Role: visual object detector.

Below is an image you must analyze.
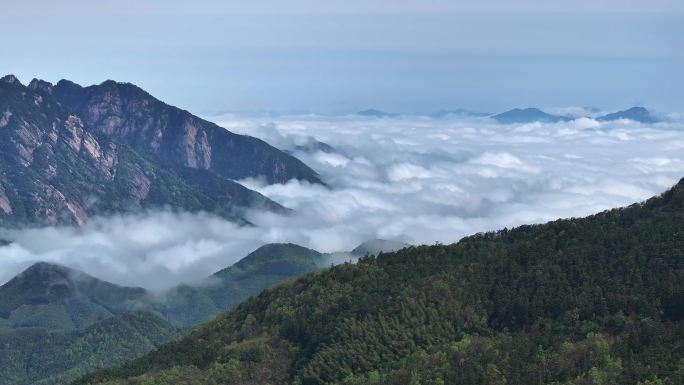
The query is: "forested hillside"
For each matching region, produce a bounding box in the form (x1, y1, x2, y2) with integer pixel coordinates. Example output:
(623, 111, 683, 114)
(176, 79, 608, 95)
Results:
(0, 312, 181, 385)
(0, 242, 380, 384)
(78, 178, 684, 385)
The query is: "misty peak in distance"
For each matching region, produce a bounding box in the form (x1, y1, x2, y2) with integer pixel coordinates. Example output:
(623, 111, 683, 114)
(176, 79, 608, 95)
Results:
(493, 107, 572, 124)
(0, 261, 147, 330)
(356, 109, 398, 118)
(597, 106, 658, 123)
(351, 239, 409, 256)
(430, 108, 491, 118)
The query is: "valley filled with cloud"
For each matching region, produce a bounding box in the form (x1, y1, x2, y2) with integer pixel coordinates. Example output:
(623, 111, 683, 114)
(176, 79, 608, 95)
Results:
(1, 114, 683, 289)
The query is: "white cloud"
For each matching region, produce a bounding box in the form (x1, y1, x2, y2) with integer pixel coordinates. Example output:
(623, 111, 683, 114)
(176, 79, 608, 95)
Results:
(1, 115, 683, 289)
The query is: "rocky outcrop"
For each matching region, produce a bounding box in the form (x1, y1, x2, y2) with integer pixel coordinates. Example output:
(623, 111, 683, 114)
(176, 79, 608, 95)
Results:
(52, 79, 322, 184)
(0, 75, 287, 226)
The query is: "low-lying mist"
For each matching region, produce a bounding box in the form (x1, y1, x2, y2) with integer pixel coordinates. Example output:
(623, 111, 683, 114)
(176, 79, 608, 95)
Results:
(2, 113, 683, 289)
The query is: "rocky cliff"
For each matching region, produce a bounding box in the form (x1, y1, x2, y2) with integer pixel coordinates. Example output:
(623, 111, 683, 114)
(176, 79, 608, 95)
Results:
(52, 79, 323, 184)
(0, 75, 291, 226)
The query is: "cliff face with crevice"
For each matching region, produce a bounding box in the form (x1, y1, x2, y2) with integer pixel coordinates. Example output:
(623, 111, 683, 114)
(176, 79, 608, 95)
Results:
(0, 75, 290, 226)
(52, 79, 322, 184)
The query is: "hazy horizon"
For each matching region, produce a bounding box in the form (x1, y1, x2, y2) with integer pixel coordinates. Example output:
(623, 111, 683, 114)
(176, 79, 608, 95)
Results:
(3, 0, 682, 114)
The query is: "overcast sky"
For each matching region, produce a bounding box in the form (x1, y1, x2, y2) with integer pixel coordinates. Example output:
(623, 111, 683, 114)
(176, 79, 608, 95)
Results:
(2, 0, 683, 113)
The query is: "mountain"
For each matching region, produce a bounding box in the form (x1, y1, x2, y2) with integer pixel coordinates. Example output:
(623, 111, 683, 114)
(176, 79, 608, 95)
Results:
(0, 264, 178, 385)
(597, 107, 658, 123)
(52, 79, 322, 184)
(493, 107, 571, 123)
(0, 243, 328, 331)
(0, 244, 327, 384)
(215, 243, 324, 278)
(0, 262, 148, 331)
(0, 240, 392, 384)
(157, 243, 326, 325)
(430, 109, 491, 118)
(351, 239, 408, 256)
(159, 241, 411, 324)
(79, 179, 684, 385)
(0, 240, 400, 330)
(0, 75, 287, 226)
(0, 311, 181, 385)
(292, 138, 335, 154)
(356, 109, 397, 118)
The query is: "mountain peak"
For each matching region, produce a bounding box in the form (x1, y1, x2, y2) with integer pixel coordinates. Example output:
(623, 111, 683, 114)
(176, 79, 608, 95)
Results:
(97, 79, 148, 93)
(28, 78, 54, 93)
(351, 239, 409, 256)
(16, 261, 90, 285)
(234, 243, 322, 270)
(0, 74, 22, 86)
(493, 107, 571, 124)
(213, 243, 323, 279)
(431, 108, 491, 118)
(51, 78, 323, 185)
(597, 106, 657, 123)
(55, 78, 82, 89)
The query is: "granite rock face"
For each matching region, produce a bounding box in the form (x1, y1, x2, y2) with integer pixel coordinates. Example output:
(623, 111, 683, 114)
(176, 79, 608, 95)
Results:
(0, 75, 292, 226)
(53, 79, 323, 184)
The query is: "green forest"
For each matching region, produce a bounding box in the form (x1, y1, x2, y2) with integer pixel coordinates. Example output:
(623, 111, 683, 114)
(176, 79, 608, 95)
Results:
(75, 179, 684, 385)
(0, 312, 182, 385)
(0, 243, 333, 385)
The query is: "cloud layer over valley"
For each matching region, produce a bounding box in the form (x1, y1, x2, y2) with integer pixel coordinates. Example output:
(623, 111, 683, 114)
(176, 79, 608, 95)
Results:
(1, 114, 683, 289)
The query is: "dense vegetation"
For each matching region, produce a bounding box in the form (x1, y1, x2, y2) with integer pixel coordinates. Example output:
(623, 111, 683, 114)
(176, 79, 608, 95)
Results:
(156, 243, 329, 325)
(0, 312, 182, 385)
(0, 243, 337, 384)
(0, 263, 148, 331)
(78, 179, 684, 385)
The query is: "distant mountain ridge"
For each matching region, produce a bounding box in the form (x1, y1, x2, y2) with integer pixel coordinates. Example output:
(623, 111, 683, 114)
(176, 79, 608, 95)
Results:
(356, 109, 397, 118)
(351, 239, 409, 256)
(597, 106, 657, 123)
(430, 108, 491, 118)
(493, 108, 572, 123)
(0, 75, 322, 226)
(492, 106, 660, 124)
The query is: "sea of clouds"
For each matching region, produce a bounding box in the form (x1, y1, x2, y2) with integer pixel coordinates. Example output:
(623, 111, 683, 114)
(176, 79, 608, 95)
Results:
(1, 113, 683, 289)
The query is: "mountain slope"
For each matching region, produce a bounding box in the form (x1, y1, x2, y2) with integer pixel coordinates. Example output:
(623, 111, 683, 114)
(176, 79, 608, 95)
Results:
(52, 79, 322, 184)
(351, 239, 408, 256)
(0, 240, 402, 384)
(157, 243, 326, 325)
(0, 75, 284, 225)
(79, 179, 684, 385)
(597, 107, 658, 123)
(0, 262, 148, 331)
(0, 244, 327, 385)
(0, 311, 181, 385)
(493, 108, 571, 123)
